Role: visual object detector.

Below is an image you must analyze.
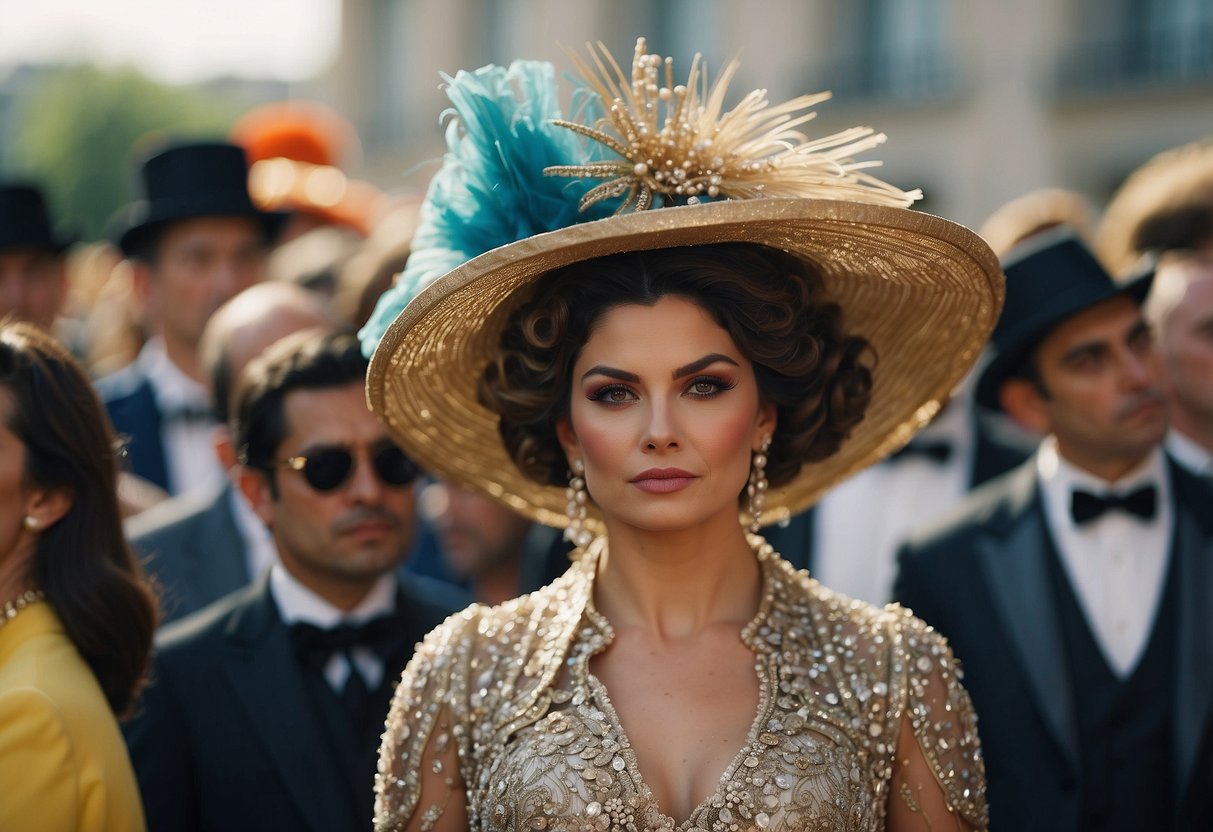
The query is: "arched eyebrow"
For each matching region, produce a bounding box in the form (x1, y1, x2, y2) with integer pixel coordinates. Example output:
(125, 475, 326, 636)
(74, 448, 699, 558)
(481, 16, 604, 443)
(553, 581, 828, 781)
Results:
(581, 365, 639, 383)
(581, 353, 739, 383)
(672, 353, 740, 378)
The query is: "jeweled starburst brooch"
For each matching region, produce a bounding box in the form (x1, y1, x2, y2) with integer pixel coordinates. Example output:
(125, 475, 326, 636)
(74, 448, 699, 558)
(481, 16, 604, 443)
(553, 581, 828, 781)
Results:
(544, 38, 921, 213)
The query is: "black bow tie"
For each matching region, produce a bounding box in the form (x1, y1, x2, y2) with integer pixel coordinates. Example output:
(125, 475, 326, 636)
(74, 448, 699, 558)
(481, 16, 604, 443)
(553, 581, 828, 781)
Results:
(290, 614, 406, 672)
(889, 439, 953, 465)
(1070, 485, 1158, 525)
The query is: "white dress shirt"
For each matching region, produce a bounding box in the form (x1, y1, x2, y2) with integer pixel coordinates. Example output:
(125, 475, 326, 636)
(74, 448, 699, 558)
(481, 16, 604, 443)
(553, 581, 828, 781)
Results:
(1166, 430, 1213, 478)
(814, 398, 973, 605)
(269, 565, 398, 691)
(1037, 437, 1173, 677)
(136, 338, 224, 496)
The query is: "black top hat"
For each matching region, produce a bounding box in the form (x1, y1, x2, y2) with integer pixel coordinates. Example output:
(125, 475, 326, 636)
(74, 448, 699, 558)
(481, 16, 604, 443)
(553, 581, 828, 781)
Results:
(975, 227, 1153, 411)
(113, 142, 285, 256)
(0, 184, 75, 253)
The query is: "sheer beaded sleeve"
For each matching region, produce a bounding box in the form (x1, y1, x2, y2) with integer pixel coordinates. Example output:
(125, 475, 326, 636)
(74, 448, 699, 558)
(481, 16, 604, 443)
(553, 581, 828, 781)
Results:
(890, 609, 988, 831)
(375, 613, 472, 832)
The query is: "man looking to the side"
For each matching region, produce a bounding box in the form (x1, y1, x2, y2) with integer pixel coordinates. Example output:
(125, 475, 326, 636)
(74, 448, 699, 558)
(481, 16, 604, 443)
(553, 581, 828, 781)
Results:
(125, 331, 461, 832)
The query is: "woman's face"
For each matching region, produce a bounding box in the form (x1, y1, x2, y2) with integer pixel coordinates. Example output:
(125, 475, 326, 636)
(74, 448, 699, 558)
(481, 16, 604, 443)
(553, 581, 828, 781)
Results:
(557, 296, 775, 535)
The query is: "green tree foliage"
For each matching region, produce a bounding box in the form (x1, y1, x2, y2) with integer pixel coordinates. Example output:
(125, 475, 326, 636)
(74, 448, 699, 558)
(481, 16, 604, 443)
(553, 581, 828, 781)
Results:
(9, 65, 239, 241)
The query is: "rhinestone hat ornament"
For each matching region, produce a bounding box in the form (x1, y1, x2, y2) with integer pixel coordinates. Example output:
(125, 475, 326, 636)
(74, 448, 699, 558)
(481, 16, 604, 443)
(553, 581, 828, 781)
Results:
(545, 38, 920, 213)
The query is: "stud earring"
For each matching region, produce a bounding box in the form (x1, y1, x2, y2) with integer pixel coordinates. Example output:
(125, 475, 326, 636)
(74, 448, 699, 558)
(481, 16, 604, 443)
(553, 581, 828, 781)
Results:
(564, 459, 593, 549)
(747, 437, 771, 534)
(22, 516, 40, 532)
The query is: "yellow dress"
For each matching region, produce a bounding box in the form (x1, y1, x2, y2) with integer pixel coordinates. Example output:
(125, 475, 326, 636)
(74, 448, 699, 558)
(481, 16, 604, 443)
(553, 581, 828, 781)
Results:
(375, 540, 988, 831)
(0, 602, 147, 832)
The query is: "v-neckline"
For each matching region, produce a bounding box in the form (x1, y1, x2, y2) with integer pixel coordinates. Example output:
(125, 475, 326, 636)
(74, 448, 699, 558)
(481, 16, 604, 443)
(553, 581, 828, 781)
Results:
(572, 550, 779, 830)
(580, 663, 773, 831)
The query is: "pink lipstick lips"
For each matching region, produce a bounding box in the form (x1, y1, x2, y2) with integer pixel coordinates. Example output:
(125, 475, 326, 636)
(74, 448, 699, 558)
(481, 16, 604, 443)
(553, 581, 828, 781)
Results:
(630, 467, 698, 493)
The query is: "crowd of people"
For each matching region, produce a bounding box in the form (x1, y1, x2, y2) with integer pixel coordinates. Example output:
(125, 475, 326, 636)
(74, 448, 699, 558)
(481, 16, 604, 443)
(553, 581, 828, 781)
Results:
(0, 37, 1211, 832)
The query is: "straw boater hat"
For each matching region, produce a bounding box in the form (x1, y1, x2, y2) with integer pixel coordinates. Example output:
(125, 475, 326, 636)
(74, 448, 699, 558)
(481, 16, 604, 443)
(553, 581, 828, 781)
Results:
(363, 39, 1004, 531)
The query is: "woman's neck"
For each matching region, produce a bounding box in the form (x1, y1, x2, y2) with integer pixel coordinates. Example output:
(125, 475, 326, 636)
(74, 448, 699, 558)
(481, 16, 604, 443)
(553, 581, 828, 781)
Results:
(594, 513, 761, 641)
(0, 542, 36, 604)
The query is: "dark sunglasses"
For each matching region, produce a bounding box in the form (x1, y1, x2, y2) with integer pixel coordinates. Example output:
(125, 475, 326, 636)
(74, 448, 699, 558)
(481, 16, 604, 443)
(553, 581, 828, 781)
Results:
(274, 444, 420, 492)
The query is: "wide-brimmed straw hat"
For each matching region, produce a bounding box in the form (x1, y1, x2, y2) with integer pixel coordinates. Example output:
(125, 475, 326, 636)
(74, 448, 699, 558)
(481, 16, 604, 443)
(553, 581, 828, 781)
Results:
(364, 39, 1003, 530)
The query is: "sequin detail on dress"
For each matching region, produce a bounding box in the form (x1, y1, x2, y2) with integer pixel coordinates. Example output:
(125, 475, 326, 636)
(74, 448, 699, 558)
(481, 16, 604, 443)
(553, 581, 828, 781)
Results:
(375, 538, 987, 831)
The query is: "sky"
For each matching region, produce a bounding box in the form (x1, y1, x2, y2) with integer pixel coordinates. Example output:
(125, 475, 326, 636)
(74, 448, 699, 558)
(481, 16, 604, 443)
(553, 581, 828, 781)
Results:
(0, 0, 341, 84)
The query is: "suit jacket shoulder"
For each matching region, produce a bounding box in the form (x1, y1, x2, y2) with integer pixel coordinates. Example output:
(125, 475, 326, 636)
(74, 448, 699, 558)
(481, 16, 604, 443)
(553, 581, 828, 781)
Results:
(1170, 457, 1213, 535)
(127, 483, 250, 626)
(397, 572, 473, 626)
(127, 482, 227, 544)
(900, 458, 1038, 565)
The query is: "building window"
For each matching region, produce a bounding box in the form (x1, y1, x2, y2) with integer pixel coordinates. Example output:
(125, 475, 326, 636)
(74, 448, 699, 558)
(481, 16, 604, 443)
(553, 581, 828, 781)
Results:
(822, 0, 957, 103)
(1058, 0, 1213, 93)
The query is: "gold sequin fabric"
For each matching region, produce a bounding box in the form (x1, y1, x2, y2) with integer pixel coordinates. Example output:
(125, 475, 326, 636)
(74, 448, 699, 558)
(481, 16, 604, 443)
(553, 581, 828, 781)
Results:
(376, 539, 987, 831)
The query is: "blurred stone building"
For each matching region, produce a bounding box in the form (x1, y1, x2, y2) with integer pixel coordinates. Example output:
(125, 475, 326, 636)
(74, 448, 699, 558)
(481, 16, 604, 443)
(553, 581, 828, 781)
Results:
(324, 0, 1213, 228)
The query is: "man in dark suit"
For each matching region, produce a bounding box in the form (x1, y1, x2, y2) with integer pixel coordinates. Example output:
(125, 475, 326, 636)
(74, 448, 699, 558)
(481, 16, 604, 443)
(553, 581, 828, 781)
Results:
(894, 229, 1213, 831)
(98, 142, 282, 496)
(125, 331, 463, 832)
(127, 281, 334, 624)
(763, 380, 1029, 601)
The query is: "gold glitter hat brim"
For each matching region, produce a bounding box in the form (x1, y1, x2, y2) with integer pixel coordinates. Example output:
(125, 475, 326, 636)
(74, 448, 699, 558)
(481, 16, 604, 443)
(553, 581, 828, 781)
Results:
(367, 197, 1003, 529)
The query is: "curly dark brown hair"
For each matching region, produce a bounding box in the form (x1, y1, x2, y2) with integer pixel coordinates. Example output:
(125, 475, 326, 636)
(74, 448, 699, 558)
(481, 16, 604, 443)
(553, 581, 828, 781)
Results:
(477, 243, 874, 490)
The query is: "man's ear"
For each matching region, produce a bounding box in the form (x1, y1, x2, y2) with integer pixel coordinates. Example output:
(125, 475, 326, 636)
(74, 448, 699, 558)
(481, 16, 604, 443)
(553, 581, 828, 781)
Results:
(238, 466, 275, 527)
(24, 486, 73, 532)
(999, 379, 1051, 435)
(212, 427, 238, 473)
(130, 260, 156, 314)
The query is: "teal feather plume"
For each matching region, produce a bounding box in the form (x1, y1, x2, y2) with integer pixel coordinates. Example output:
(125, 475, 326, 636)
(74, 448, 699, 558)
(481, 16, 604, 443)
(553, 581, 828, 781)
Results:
(359, 60, 618, 357)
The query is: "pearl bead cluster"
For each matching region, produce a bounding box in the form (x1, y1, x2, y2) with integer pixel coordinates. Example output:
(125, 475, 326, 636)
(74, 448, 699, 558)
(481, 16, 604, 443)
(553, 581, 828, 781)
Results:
(546, 37, 779, 214)
(564, 458, 593, 549)
(748, 436, 771, 533)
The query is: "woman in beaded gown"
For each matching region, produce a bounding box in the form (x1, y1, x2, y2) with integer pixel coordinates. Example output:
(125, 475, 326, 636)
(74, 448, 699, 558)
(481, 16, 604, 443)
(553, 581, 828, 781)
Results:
(362, 39, 999, 832)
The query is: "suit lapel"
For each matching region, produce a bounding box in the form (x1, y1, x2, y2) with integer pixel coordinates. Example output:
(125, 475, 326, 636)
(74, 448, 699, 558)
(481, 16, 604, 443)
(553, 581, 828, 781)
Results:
(113, 374, 171, 491)
(222, 581, 352, 832)
(186, 485, 252, 609)
(975, 463, 1081, 769)
(1169, 463, 1213, 808)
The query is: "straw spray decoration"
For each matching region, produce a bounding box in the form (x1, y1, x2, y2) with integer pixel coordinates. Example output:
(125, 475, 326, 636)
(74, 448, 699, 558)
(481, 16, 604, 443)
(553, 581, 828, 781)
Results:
(545, 38, 923, 213)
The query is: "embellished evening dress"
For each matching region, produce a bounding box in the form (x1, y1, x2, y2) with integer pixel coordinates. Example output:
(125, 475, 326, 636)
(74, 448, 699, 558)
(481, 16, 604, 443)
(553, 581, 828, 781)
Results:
(375, 539, 987, 831)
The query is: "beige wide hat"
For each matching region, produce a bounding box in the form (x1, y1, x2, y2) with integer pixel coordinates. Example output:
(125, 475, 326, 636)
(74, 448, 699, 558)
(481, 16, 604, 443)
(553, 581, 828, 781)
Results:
(364, 40, 1004, 530)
